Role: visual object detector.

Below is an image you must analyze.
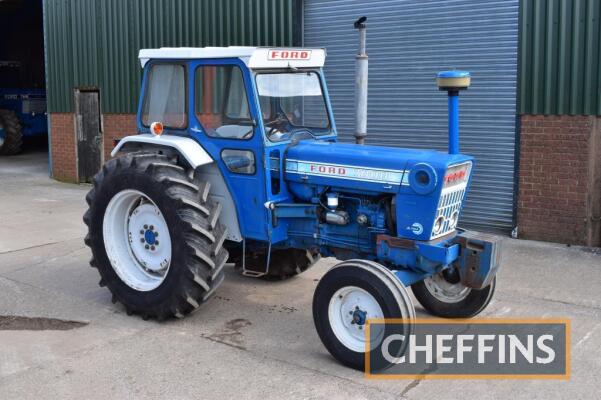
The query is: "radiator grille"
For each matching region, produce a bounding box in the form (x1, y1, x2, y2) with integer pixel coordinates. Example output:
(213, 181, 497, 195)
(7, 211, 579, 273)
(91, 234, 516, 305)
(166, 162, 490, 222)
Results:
(431, 163, 471, 239)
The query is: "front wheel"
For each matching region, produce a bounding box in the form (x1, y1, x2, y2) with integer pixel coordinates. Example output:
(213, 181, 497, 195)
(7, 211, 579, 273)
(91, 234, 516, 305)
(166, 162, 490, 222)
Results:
(411, 271, 496, 318)
(313, 260, 415, 370)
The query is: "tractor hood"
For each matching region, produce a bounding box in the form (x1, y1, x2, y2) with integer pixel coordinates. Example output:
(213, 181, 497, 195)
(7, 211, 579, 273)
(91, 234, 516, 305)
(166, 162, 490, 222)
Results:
(284, 140, 472, 196)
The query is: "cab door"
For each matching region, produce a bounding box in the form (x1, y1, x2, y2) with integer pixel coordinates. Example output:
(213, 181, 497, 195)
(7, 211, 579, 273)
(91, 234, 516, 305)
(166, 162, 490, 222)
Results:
(188, 59, 269, 241)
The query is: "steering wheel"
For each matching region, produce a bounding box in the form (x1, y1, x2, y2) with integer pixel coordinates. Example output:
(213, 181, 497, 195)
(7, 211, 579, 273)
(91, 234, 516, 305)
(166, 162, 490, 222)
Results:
(265, 113, 289, 128)
(265, 113, 290, 137)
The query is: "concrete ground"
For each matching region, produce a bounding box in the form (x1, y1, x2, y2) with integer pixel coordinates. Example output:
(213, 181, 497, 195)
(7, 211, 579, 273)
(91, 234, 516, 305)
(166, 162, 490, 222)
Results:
(0, 151, 599, 399)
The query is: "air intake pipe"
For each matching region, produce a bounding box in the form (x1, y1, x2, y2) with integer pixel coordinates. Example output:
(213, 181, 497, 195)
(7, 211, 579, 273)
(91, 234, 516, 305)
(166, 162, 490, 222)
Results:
(437, 71, 471, 154)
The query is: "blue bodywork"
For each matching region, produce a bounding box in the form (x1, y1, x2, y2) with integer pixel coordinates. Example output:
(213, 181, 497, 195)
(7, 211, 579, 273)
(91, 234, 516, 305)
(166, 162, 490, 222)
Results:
(0, 88, 48, 138)
(134, 59, 500, 289)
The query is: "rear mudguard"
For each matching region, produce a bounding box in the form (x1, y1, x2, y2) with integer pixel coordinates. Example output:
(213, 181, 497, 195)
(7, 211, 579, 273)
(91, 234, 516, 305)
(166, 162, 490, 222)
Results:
(111, 134, 213, 168)
(111, 134, 243, 242)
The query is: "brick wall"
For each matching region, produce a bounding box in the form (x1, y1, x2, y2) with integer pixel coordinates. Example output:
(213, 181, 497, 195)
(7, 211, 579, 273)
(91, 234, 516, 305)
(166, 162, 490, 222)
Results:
(101, 114, 137, 161)
(49, 113, 136, 182)
(49, 113, 76, 182)
(518, 115, 601, 246)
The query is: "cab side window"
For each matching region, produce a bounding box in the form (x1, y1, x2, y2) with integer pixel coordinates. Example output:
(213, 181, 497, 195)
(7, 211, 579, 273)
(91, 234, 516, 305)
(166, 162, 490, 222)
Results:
(195, 65, 253, 139)
(142, 64, 187, 128)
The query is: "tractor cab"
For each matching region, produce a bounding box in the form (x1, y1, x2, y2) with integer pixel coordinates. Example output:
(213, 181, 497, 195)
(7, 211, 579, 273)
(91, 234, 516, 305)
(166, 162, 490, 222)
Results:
(125, 47, 335, 243)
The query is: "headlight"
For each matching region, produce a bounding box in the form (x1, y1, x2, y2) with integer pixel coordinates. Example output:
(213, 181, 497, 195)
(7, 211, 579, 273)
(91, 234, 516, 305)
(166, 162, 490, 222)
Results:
(449, 211, 459, 228)
(433, 216, 445, 234)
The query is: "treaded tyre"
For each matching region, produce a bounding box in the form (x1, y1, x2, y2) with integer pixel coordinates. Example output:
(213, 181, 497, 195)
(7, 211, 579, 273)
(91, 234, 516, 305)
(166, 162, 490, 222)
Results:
(313, 260, 415, 370)
(83, 152, 229, 320)
(0, 109, 23, 155)
(239, 248, 320, 280)
(411, 273, 496, 318)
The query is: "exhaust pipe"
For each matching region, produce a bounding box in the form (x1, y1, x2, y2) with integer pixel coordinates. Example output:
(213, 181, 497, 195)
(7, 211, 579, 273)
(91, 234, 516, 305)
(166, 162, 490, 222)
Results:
(354, 16, 368, 145)
(436, 71, 471, 154)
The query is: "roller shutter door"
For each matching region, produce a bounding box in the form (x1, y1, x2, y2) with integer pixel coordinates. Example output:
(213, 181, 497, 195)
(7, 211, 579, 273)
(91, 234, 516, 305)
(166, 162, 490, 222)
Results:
(304, 0, 519, 233)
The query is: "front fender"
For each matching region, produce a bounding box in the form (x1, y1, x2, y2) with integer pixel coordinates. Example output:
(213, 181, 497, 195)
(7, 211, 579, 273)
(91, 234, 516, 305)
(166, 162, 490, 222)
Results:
(111, 134, 213, 168)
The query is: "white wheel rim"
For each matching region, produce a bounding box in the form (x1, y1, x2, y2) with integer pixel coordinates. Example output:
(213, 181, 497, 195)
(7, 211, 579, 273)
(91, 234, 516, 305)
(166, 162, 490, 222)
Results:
(328, 286, 384, 353)
(423, 272, 471, 303)
(103, 189, 172, 291)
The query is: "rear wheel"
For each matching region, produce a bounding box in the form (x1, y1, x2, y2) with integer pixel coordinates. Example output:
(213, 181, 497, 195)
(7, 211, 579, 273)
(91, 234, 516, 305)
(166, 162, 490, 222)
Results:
(84, 152, 228, 320)
(411, 270, 496, 318)
(313, 260, 415, 370)
(0, 109, 23, 155)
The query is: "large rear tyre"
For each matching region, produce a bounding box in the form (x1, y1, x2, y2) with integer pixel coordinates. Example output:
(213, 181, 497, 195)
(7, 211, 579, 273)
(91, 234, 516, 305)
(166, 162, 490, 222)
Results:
(313, 260, 415, 370)
(84, 152, 228, 320)
(0, 109, 23, 155)
(411, 272, 496, 318)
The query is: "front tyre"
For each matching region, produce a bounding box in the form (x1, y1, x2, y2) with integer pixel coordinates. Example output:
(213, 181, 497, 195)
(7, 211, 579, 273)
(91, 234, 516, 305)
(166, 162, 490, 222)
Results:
(411, 272, 496, 318)
(313, 260, 415, 370)
(84, 152, 228, 320)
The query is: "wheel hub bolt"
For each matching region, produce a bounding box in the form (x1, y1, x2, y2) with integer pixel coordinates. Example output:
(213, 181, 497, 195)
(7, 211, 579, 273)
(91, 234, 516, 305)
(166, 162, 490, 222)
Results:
(140, 230, 144, 234)
(151, 245, 155, 251)
(145, 244, 149, 249)
(140, 238, 145, 243)
(149, 225, 154, 230)
(144, 224, 148, 229)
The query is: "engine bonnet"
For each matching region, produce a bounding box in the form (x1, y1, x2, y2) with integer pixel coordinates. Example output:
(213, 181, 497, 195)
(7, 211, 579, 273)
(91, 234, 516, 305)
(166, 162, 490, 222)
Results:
(284, 140, 471, 194)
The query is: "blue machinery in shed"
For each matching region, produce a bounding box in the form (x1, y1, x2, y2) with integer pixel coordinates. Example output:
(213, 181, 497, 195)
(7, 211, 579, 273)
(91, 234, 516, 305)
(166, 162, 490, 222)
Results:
(0, 87, 47, 155)
(86, 45, 503, 370)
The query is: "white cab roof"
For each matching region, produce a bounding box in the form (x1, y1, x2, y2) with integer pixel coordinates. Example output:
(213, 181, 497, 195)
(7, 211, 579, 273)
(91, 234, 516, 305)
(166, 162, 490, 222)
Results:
(138, 47, 326, 69)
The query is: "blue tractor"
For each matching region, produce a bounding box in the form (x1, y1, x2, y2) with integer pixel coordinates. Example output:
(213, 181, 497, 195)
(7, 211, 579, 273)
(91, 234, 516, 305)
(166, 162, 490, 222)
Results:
(0, 62, 48, 155)
(84, 47, 501, 370)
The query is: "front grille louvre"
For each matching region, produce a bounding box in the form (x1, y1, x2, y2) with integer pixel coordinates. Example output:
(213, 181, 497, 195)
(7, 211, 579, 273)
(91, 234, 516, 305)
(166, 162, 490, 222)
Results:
(431, 187, 467, 239)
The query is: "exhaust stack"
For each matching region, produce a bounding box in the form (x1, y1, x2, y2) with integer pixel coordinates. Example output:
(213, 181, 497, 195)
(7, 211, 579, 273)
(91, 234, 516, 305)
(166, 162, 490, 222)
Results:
(354, 16, 368, 145)
(437, 71, 471, 154)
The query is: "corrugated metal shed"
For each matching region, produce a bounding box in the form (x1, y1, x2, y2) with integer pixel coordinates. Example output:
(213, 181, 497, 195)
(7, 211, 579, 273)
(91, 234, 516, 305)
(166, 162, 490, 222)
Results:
(519, 0, 601, 115)
(43, 0, 300, 113)
(304, 0, 519, 233)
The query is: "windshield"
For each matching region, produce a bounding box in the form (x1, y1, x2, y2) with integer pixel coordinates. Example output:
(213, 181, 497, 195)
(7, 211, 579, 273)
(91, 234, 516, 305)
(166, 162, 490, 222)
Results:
(255, 72, 331, 142)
